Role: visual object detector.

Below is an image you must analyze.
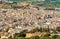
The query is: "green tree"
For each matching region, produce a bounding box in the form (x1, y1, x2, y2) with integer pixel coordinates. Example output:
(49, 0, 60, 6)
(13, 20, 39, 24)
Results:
(18, 37, 26, 39)
(15, 30, 28, 38)
(9, 37, 14, 39)
(30, 36, 40, 39)
(52, 35, 59, 39)
(56, 36, 60, 39)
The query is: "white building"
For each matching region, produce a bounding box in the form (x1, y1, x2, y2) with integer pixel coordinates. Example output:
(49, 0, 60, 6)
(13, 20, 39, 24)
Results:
(1, 0, 13, 3)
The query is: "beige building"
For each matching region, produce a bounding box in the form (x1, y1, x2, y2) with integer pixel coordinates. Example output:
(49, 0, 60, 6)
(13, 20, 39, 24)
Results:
(26, 32, 46, 38)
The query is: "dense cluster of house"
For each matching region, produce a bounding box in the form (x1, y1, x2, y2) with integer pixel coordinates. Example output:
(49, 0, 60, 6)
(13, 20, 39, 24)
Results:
(0, 7, 60, 39)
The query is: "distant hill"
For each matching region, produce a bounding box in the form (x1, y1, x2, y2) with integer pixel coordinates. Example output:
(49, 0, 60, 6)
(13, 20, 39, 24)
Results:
(1, 0, 60, 7)
(5, 0, 45, 2)
(1, 0, 60, 2)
